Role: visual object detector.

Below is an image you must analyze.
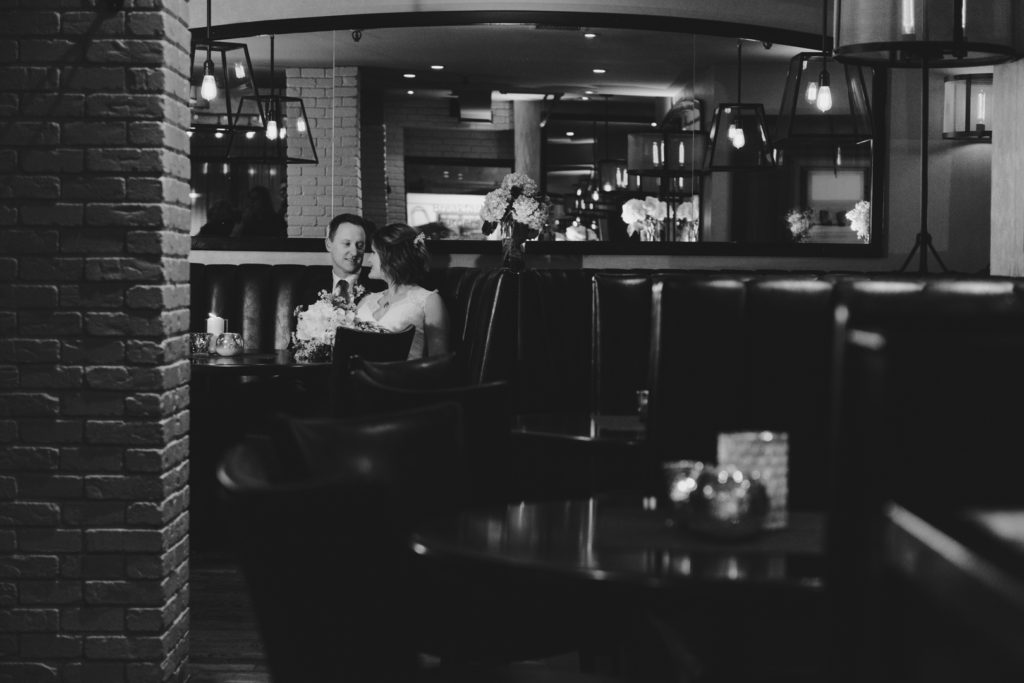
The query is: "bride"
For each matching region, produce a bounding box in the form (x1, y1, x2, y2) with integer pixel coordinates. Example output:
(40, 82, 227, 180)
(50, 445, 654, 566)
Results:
(357, 222, 450, 359)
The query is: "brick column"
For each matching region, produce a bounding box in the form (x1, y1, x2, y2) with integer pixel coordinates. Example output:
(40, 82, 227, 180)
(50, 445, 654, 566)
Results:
(0, 3, 191, 682)
(285, 66, 361, 238)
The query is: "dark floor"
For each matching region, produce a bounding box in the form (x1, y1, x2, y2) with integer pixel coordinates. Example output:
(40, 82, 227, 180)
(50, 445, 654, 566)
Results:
(187, 550, 587, 683)
(189, 551, 271, 683)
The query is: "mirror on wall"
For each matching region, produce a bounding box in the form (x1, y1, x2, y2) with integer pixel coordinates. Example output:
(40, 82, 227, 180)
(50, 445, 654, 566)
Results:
(189, 21, 882, 249)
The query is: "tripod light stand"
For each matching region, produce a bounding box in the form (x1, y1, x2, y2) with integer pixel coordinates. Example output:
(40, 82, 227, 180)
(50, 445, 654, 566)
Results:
(832, 0, 1018, 273)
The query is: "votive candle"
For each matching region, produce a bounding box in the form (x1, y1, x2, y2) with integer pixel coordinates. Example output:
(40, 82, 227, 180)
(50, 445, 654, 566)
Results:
(206, 313, 225, 336)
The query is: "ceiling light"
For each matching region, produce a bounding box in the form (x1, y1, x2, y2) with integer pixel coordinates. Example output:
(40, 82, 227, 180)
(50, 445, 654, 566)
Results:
(566, 131, 575, 137)
(584, 32, 597, 39)
(430, 65, 444, 70)
(407, 90, 415, 95)
(592, 68, 606, 74)
(581, 96, 590, 101)
(585, 90, 595, 95)
(403, 73, 416, 79)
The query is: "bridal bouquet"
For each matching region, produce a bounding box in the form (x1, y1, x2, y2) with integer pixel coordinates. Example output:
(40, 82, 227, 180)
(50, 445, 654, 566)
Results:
(622, 196, 667, 242)
(290, 286, 385, 363)
(845, 200, 871, 243)
(786, 208, 814, 242)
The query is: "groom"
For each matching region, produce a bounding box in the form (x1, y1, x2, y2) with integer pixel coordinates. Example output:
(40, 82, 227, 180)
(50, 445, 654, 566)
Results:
(323, 213, 385, 303)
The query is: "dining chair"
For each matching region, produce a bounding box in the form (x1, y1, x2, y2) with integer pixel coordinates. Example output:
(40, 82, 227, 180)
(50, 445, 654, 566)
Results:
(351, 350, 466, 390)
(330, 323, 415, 415)
(219, 403, 622, 683)
(345, 369, 513, 501)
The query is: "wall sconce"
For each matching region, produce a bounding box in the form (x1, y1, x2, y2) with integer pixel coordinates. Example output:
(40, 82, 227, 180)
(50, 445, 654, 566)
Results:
(942, 73, 992, 141)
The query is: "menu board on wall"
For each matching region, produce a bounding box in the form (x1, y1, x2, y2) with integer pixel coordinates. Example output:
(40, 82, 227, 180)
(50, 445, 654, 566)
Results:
(406, 193, 486, 239)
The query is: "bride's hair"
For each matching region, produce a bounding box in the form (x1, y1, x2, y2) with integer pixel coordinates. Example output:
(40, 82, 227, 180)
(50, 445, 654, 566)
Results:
(371, 222, 428, 285)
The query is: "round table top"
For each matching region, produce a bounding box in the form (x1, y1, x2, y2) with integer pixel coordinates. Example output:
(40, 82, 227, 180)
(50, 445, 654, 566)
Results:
(412, 495, 824, 596)
(511, 412, 646, 446)
(190, 350, 329, 377)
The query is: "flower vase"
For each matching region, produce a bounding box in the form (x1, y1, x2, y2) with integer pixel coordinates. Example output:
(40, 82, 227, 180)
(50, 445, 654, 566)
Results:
(500, 220, 527, 272)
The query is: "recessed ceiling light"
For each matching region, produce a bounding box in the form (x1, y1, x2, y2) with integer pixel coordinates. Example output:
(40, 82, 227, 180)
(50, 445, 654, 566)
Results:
(583, 32, 597, 39)
(592, 68, 606, 74)
(585, 90, 595, 95)
(566, 131, 575, 137)
(581, 96, 590, 101)
(430, 65, 444, 70)
(403, 73, 416, 78)
(407, 90, 415, 95)
(650, 122, 658, 127)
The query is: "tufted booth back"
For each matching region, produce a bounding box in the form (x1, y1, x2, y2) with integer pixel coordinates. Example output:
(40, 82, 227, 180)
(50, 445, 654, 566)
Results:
(190, 264, 327, 353)
(189, 264, 519, 385)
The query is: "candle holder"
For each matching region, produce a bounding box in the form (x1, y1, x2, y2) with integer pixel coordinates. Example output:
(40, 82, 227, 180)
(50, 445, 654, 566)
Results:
(213, 332, 243, 357)
(190, 332, 214, 355)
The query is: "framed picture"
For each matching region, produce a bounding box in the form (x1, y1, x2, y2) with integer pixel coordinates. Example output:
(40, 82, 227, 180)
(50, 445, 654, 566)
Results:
(800, 167, 870, 243)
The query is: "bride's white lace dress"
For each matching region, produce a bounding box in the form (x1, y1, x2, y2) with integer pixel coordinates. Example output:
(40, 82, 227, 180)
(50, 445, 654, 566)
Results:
(356, 286, 438, 359)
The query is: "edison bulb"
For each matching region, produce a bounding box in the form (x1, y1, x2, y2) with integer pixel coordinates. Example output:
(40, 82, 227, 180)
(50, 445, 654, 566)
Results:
(200, 73, 217, 101)
(816, 85, 833, 112)
(265, 119, 278, 140)
(805, 81, 818, 104)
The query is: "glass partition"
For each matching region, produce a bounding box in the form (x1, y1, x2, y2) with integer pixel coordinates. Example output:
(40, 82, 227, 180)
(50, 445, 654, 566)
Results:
(189, 20, 884, 254)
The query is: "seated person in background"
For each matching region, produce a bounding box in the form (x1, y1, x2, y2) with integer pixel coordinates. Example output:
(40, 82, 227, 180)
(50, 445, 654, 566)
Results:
(357, 222, 450, 360)
(197, 199, 239, 237)
(324, 213, 384, 304)
(238, 185, 287, 237)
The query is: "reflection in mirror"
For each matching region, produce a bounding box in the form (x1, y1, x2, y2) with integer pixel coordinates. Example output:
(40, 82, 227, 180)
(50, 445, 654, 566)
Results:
(188, 22, 881, 248)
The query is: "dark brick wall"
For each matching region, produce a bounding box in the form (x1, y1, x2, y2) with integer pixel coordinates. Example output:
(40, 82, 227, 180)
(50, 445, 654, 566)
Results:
(0, 2, 191, 681)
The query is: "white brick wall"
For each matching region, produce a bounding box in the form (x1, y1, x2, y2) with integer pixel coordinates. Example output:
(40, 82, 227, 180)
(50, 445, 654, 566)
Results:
(285, 67, 361, 239)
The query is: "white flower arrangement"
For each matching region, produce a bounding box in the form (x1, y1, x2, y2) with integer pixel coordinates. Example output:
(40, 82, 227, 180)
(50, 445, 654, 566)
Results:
(786, 207, 814, 242)
(845, 200, 871, 243)
(290, 287, 385, 362)
(480, 172, 551, 236)
(621, 196, 668, 241)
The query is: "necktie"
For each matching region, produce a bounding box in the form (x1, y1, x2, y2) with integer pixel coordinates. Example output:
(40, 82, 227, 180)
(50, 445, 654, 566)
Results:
(334, 280, 349, 299)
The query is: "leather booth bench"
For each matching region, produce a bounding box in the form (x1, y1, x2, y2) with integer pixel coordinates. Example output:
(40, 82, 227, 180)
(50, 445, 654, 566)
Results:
(189, 264, 517, 384)
(516, 269, 1024, 511)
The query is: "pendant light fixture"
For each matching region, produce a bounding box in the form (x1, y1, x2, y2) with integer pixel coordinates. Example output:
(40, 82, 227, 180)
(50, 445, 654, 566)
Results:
(226, 34, 318, 164)
(834, 0, 1019, 272)
(775, 0, 873, 146)
(705, 39, 775, 171)
(188, 0, 260, 141)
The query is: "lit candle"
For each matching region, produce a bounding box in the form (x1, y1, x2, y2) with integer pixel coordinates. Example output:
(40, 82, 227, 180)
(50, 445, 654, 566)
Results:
(901, 0, 915, 35)
(206, 313, 225, 336)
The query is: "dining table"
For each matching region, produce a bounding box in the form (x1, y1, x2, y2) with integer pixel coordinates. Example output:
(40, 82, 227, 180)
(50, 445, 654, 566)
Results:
(190, 349, 331, 551)
(411, 493, 827, 681)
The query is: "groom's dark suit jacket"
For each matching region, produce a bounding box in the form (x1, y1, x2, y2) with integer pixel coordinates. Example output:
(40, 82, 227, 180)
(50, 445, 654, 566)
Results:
(301, 266, 386, 306)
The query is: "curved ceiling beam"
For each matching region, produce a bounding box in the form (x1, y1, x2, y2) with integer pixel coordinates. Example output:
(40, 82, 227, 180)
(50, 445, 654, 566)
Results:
(190, 1, 827, 49)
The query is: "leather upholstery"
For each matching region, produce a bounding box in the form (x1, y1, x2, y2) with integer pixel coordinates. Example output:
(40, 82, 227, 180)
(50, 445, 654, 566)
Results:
(517, 269, 597, 411)
(352, 351, 465, 389)
(591, 273, 653, 414)
(190, 264, 519, 384)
